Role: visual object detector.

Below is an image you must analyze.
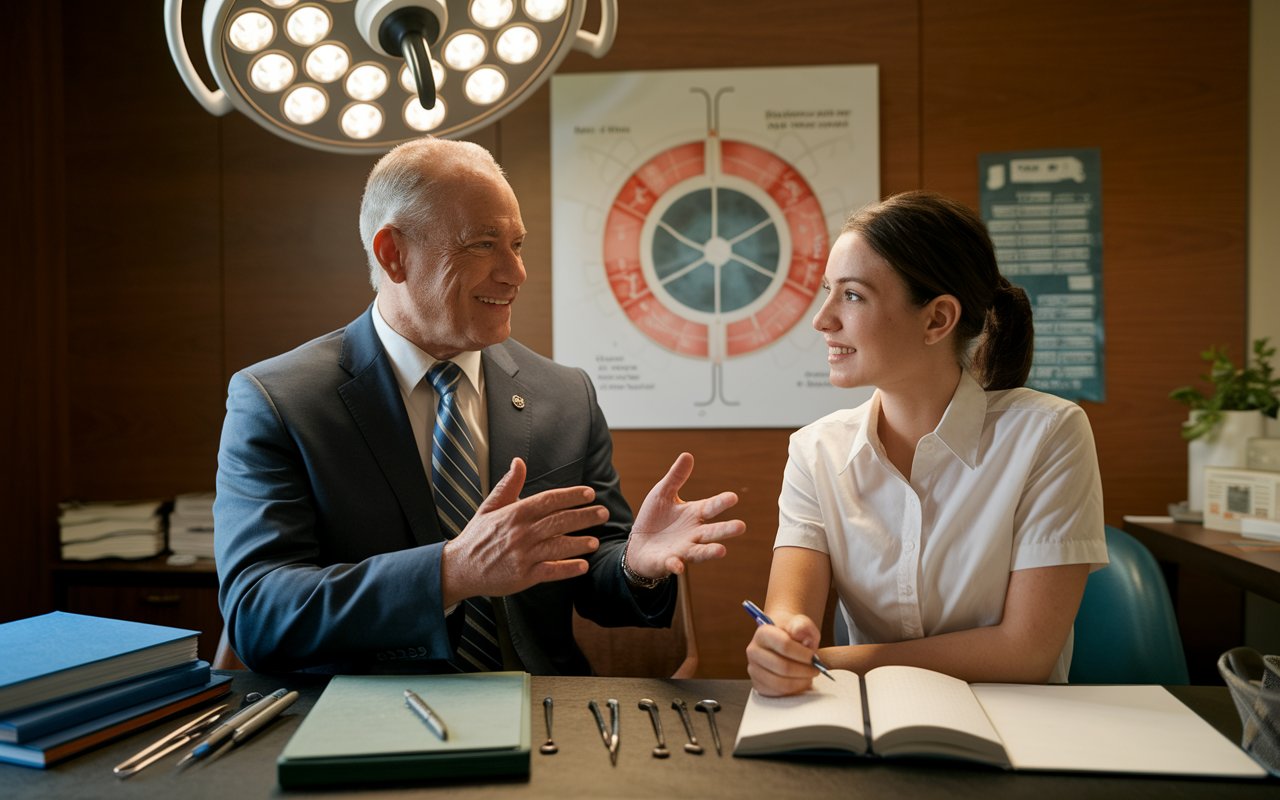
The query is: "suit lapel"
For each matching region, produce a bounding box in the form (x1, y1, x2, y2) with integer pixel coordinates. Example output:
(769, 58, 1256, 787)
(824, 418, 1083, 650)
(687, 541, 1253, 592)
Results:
(483, 342, 531, 490)
(337, 306, 443, 548)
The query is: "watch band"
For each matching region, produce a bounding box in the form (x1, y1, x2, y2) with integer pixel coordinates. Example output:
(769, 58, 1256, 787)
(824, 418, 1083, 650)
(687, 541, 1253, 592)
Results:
(620, 541, 669, 589)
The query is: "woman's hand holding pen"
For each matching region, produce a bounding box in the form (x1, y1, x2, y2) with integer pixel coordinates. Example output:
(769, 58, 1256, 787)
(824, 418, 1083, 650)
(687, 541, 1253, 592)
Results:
(746, 611, 823, 697)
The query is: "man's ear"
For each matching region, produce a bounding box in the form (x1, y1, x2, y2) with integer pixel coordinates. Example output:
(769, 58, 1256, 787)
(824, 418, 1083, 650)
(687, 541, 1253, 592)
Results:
(372, 227, 409, 285)
(923, 294, 962, 346)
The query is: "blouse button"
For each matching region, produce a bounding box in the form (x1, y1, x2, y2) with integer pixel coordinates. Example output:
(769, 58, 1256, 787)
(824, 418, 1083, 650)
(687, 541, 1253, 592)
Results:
(903, 540, 916, 553)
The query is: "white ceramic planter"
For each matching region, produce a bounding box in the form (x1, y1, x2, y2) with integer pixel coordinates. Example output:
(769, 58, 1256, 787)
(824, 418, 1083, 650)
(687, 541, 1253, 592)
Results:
(1187, 409, 1266, 511)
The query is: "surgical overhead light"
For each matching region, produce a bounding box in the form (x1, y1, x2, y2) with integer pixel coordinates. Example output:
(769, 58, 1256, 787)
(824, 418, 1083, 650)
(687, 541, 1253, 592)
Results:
(164, 0, 617, 154)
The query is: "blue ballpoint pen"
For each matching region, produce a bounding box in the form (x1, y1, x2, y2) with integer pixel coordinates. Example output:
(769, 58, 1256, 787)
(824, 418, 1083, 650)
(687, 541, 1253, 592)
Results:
(743, 599, 836, 681)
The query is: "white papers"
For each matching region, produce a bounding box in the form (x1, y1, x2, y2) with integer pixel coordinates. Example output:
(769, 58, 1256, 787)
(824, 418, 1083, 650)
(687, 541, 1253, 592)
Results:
(1241, 517, 1280, 542)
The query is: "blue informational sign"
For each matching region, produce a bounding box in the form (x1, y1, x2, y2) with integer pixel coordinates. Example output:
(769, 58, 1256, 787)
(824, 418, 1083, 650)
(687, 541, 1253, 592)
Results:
(978, 148, 1105, 403)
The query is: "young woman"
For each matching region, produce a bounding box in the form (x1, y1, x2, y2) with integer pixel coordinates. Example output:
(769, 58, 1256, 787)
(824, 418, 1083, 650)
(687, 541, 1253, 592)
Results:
(746, 191, 1108, 696)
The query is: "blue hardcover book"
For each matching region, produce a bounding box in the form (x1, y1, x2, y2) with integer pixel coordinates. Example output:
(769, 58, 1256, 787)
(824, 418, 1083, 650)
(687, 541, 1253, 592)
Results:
(0, 612, 199, 717)
(0, 675, 232, 768)
(0, 660, 210, 743)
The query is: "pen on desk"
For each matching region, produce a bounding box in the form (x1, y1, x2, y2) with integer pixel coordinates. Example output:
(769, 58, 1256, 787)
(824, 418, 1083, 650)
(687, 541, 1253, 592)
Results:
(742, 599, 836, 681)
(221, 686, 300, 752)
(176, 688, 288, 768)
(405, 689, 449, 741)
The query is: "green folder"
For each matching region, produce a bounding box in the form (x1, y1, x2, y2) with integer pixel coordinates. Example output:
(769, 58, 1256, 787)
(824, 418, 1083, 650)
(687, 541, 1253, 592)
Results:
(277, 672, 530, 788)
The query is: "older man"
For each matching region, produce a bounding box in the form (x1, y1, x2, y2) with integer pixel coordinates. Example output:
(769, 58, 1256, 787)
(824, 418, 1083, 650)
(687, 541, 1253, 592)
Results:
(214, 138, 744, 675)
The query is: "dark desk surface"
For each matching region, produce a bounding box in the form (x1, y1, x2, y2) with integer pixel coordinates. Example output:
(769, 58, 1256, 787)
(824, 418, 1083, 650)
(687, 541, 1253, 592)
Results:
(1123, 518, 1280, 604)
(4, 672, 1274, 800)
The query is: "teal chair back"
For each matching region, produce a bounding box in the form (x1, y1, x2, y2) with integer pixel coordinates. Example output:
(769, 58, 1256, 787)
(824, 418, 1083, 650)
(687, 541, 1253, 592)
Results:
(1068, 525, 1190, 685)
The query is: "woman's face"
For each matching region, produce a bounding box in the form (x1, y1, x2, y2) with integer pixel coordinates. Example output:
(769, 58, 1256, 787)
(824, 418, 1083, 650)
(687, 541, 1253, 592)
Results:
(812, 232, 935, 390)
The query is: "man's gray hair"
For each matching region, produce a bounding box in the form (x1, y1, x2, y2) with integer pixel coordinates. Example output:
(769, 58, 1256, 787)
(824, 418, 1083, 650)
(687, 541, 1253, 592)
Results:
(359, 138, 505, 290)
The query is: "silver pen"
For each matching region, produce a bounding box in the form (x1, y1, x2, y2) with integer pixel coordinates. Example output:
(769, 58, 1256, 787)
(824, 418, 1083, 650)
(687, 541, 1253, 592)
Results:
(176, 689, 288, 768)
(404, 689, 448, 741)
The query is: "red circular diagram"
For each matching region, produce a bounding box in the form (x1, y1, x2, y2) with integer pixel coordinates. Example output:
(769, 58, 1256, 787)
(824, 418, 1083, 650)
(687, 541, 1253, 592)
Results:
(602, 140, 828, 358)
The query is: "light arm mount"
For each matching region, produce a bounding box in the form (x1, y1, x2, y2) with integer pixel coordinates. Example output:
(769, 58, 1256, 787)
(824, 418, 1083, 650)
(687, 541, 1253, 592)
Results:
(377, 7, 441, 109)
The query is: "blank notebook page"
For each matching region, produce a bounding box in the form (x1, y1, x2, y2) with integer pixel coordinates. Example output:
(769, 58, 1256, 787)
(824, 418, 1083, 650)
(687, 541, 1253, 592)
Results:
(736, 669, 866, 743)
(864, 666, 1003, 747)
(971, 684, 1266, 777)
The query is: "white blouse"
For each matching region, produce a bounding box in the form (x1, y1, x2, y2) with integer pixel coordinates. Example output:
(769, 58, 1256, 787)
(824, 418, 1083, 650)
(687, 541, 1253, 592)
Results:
(775, 370, 1108, 683)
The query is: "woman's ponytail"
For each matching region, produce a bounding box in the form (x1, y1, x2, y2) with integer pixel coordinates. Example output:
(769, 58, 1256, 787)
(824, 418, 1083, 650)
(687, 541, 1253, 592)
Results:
(974, 276, 1034, 391)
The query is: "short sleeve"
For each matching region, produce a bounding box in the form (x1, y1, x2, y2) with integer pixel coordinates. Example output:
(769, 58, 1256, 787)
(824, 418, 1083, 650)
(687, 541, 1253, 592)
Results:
(774, 435, 831, 555)
(1010, 404, 1109, 572)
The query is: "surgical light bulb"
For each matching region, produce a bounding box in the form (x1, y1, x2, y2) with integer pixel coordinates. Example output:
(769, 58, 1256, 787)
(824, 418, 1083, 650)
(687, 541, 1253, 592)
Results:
(470, 0, 514, 28)
(465, 67, 506, 105)
(523, 0, 566, 22)
(305, 44, 350, 83)
(345, 64, 388, 101)
(405, 97, 447, 131)
(496, 26, 538, 64)
(228, 11, 274, 53)
(285, 6, 331, 46)
(283, 85, 327, 125)
(400, 60, 445, 94)
(444, 33, 486, 71)
(262, 0, 298, 8)
(250, 53, 295, 93)
(341, 103, 384, 139)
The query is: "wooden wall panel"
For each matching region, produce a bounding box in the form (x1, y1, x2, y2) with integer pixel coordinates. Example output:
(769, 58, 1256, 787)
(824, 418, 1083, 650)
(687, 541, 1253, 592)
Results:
(0, 2, 65, 622)
(919, 0, 1249, 524)
(62, 0, 224, 500)
(221, 114, 378, 377)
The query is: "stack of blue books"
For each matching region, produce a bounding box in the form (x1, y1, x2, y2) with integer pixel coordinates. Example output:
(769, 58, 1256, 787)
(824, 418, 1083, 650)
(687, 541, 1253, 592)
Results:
(0, 612, 232, 768)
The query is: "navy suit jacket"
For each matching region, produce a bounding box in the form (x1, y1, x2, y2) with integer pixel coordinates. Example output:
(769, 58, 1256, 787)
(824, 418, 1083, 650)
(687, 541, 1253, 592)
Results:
(214, 305, 675, 674)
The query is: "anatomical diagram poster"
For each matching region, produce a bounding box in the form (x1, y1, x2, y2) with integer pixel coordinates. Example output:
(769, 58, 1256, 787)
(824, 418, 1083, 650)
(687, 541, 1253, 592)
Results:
(551, 65, 879, 428)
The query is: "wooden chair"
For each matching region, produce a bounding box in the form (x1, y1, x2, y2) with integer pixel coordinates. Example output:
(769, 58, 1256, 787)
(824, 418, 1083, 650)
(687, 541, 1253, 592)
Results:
(572, 571, 698, 678)
(214, 572, 699, 678)
(213, 623, 249, 671)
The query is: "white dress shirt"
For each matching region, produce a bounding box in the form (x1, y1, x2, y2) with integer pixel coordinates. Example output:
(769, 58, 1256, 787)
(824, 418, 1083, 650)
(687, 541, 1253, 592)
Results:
(371, 299, 490, 495)
(774, 370, 1108, 683)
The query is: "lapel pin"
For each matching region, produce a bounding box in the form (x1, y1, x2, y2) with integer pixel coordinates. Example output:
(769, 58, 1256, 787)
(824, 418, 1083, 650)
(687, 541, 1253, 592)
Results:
(512, 395, 526, 409)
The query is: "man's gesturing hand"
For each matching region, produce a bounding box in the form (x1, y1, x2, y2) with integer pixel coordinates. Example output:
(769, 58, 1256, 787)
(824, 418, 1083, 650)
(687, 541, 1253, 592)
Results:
(624, 453, 746, 581)
(440, 457, 607, 608)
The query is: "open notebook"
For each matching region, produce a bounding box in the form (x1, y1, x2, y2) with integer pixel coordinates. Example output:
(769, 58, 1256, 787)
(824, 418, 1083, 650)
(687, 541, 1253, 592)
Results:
(733, 665, 1266, 778)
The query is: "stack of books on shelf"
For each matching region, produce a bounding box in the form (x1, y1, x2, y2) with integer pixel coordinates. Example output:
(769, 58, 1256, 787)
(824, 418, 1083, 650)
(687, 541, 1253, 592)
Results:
(168, 492, 216, 560)
(58, 500, 165, 561)
(0, 612, 231, 768)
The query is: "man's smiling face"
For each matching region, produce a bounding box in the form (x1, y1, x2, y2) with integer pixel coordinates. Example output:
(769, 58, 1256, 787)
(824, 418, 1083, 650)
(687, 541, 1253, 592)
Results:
(396, 167, 528, 359)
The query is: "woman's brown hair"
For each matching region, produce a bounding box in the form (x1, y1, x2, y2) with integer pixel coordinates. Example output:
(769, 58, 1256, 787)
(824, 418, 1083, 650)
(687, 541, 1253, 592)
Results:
(842, 191, 1034, 391)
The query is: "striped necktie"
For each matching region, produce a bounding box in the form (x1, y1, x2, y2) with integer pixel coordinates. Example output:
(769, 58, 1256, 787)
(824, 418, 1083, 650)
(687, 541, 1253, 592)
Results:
(426, 361, 504, 673)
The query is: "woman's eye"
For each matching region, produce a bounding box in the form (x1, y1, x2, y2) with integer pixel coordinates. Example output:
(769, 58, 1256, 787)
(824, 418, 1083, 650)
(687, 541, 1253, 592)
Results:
(844, 291, 859, 301)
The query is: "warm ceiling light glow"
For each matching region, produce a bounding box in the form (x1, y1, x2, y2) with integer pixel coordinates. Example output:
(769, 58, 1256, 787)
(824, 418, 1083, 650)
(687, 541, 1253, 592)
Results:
(401, 60, 445, 94)
(405, 97, 447, 131)
(523, 0, 567, 22)
(465, 67, 506, 105)
(250, 53, 296, 93)
(283, 85, 328, 125)
(227, 11, 274, 53)
(470, 0, 513, 29)
(341, 103, 384, 139)
(262, 0, 299, 8)
(443, 33, 486, 71)
(345, 64, 388, 100)
(285, 6, 331, 46)
(305, 44, 350, 83)
(495, 26, 538, 64)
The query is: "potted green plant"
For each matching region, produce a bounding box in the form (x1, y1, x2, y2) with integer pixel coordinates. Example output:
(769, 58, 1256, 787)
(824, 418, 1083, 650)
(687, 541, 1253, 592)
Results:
(1170, 338, 1280, 512)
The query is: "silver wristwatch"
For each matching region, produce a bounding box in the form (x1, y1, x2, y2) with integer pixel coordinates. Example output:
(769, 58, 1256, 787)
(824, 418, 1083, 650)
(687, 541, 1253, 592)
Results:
(620, 541, 669, 589)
